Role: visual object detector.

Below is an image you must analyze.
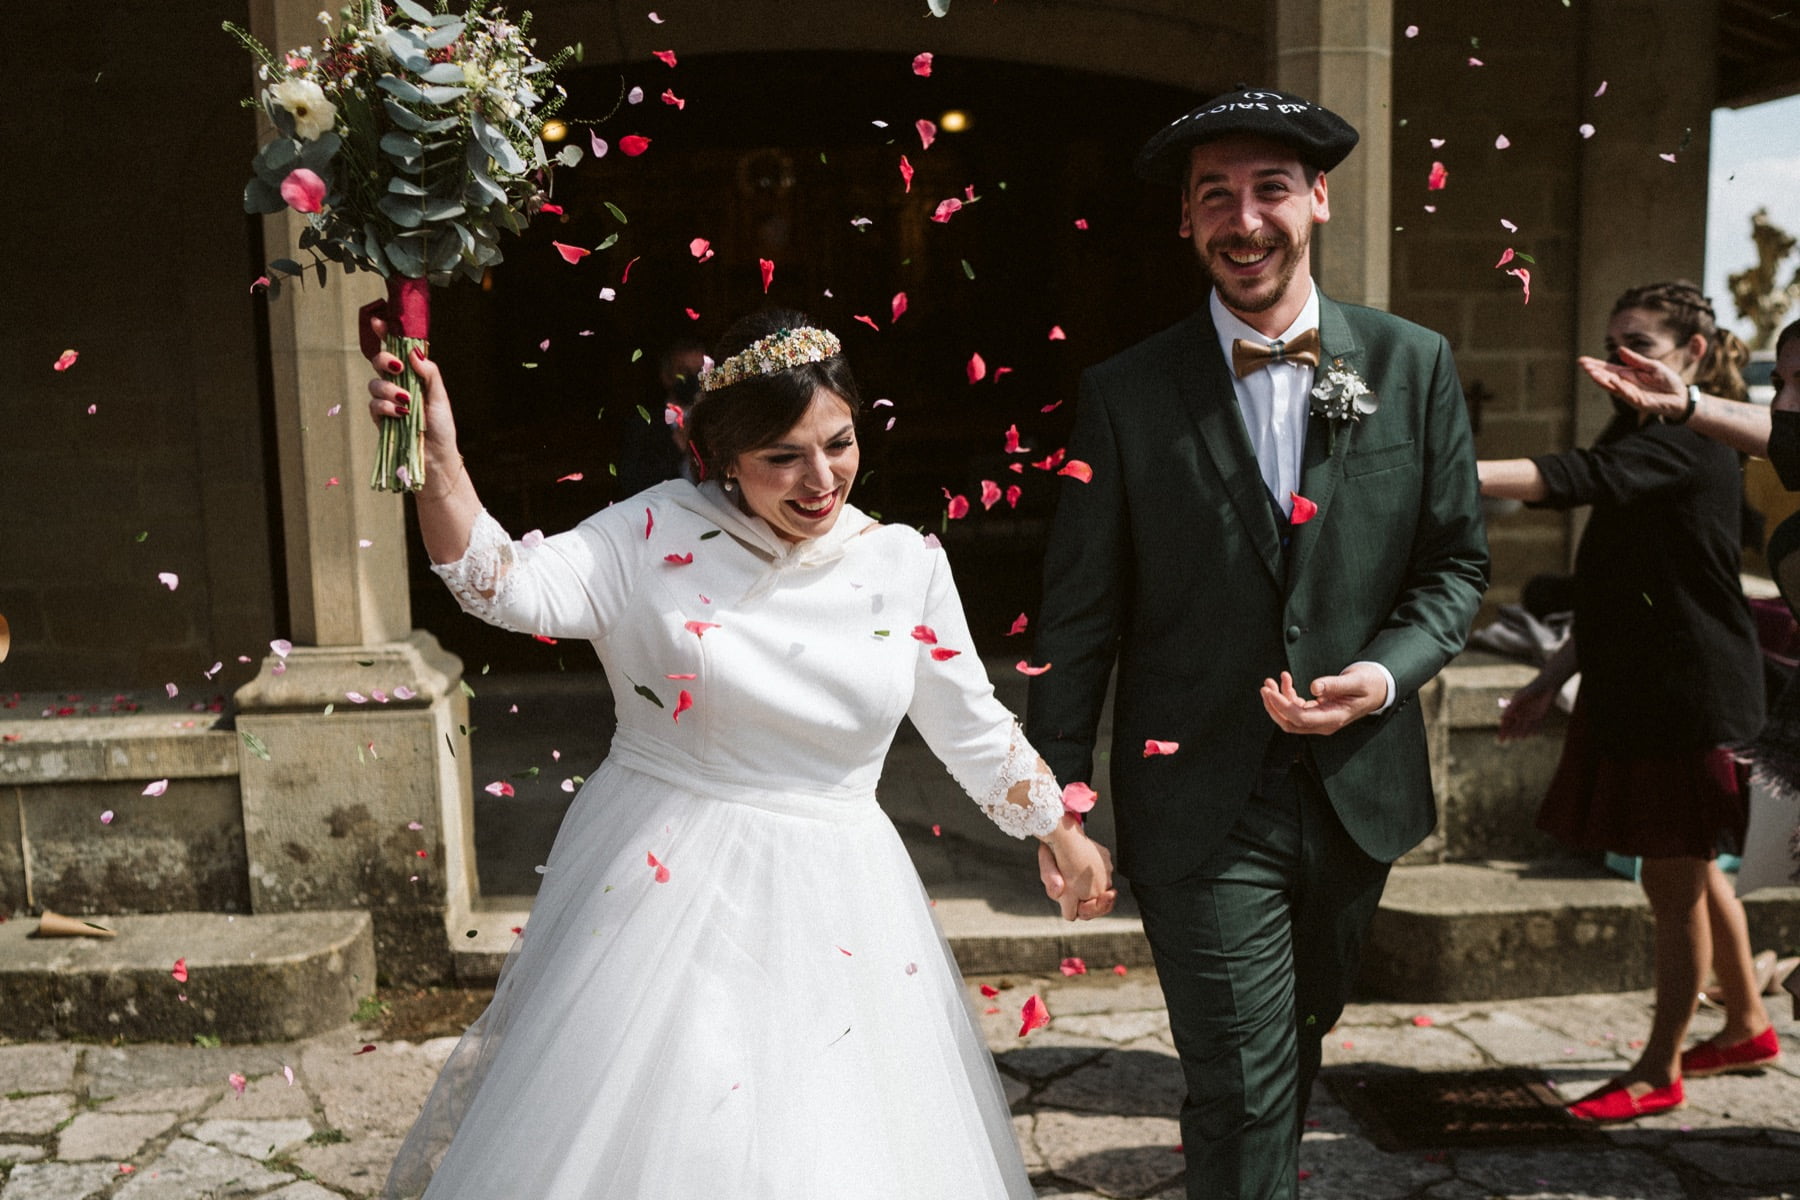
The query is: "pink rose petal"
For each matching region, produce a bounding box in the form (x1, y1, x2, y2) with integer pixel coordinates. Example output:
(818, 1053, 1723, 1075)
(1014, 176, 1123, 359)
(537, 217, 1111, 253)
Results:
(627, 85, 644, 105)
(930, 197, 963, 223)
(1144, 739, 1180, 757)
(553, 242, 590, 264)
(688, 237, 713, 262)
(143, 779, 169, 797)
(912, 51, 933, 76)
(619, 134, 652, 156)
(653, 49, 677, 67)
(648, 851, 671, 882)
(980, 480, 1001, 510)
(916, 119, 937, 150)
(157, 572, 179, 591)
(899, 155, 914, 192)
(891, 292, 908, 323)
(1427, 161, 1448, 190)
(53, 349, 79, 372)
(1579, 123, 1596, 139)
(1059, 957, 1088, 976)
(280, 168, 326, 214)
(1507, 266, 1532, 303)
(1016, 661, 1052, 676)
(1494, 134, 1511, 150)
(590, 132, 608, 157)
(672, 689, 693, 722)
(759, 258, 774, 293)
(483, 781, 515, 797)
(171, 958, 188, 983)
(946, 494, 970, 520)
(967, 352, 986, 384)
(1058, 460, 1094, 483)
(684, 620, 720, 638)
(1062, 782, 1097, 814)
(1006, 484, 1022, 508)
(930, 647, 961, 661)
(1048, 325, 1066, 340)
(911, 625, 939, 644)
(1019, 994, 1050, 1036)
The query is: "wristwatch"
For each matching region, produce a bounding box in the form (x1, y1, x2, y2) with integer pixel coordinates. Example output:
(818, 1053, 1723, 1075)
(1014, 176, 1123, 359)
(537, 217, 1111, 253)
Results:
(1665, 385, 1699, 425)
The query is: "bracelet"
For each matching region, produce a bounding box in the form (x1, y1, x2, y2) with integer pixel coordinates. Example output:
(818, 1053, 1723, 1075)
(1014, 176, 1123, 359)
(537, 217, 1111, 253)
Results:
(1663, 385, 1699, 425)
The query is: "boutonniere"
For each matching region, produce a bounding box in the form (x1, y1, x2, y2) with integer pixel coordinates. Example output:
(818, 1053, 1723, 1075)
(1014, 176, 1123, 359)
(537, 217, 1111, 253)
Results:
(1310, 360, 1378, 452)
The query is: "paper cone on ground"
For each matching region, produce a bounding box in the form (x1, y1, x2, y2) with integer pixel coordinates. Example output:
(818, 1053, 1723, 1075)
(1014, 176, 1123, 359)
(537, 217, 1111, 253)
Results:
(0, 611, 10, 663)
(33, 910, 117, 938)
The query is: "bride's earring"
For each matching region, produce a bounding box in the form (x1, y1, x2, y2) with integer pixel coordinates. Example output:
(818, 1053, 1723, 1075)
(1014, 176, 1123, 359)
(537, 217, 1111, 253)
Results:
(723, 478, 736, 494)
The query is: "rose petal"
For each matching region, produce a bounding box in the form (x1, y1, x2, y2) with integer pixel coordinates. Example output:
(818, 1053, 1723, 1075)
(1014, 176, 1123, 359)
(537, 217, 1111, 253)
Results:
(980, 983, 1000, 998)
(1048, 325, 1067, 341)
(171, 958, 188, 983)
(666, 673, 697, 680)
(1144, 739, 1180, 757)
(619, 134, 652, 156)
(1495, 247, 1516, 268)
(1494, 134, 1511, 150)
(556, 472, 583, 482)
(980, 480, 1001, 510)
(648, 850, 671, 882)
(1059, 956, 1088, 976)
(1007, 613, 1029, 636)
(672, 689, 693, 722)
(1005, 484, 1021, 508)
(1290, 492, 1318, 524)
(759, 258, 774, 294)
(664, 552, 693, 565)
(688, 237, 713, 262)
(1058, 460, 1093, 483)
(1430, 137, 1446, 149)
(966, 352, 986, 384)
(929, 647, 961, 661)
(946, 494, 970, 520)
(1016, 661, 1052, 676)
(1579, 123, 1596, 139)
(627, 85, 644, 104)
(279, 168, 327, 214)
(912, 51, 933, 76)
(143, 779, 169, 797)
(100, 810, 115, 824)
(553, 242, 590, 264)
(917, 118, 937, 150)
(649, 11, 664, 22)
(53, 349, 79, 372)
(157, 572, 179, 591)
(1018, 994, 1050, 1037)
(590, 132, 609, 157)
(1427, 161, 1448, 190)
(538, 202, 564, 215)
(483, 781, 516, 797)
(1074, 217, 1089, 230)
(1595, 80, 1608, 96)
(1062, 782, 1097, 814)
(910, 625, 939, 644)
(1507, 266, 1532, 303)
(645, 508, 655, 539)
(1405, 24, 1419, 36)
(854, 314, 880, 330)
(684, 620, 720, 638)
(899, 154, 914, 192)
(930, 197, 963, 223)
(653, 49, 677, 67)
(891, 292, 908, 323)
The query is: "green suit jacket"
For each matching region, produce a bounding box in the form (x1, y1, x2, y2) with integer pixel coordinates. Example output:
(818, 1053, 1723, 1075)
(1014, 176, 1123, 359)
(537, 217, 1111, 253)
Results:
(1026, 294, 1489, 883)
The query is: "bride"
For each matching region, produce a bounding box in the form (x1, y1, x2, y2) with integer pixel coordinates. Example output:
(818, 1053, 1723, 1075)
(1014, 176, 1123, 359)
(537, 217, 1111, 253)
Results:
(367, 306, 1118, 1199)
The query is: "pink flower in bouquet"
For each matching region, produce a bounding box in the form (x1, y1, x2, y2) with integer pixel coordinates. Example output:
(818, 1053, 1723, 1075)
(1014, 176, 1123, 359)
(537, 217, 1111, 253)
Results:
(279, 169, 327, 214)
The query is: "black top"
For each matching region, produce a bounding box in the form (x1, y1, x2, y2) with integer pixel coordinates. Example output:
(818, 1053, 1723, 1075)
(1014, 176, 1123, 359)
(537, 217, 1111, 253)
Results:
(1531, 408, 1764, 755)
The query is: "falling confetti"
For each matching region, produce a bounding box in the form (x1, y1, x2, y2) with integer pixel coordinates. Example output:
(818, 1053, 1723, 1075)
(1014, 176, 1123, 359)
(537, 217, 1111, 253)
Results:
(1018, 995, 1050, 1036)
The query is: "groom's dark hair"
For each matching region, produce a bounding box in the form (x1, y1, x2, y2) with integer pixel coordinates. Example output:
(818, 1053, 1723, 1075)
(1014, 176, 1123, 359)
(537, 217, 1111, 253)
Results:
(689, 308, 863, 481)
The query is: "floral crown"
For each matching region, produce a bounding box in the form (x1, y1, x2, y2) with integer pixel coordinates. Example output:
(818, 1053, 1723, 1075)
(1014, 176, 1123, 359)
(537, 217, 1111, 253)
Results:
(698, 326, 842, 392)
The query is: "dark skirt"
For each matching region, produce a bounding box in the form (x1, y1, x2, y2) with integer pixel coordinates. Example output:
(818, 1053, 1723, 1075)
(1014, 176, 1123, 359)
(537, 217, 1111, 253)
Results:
(1537, 699, 1748, 860)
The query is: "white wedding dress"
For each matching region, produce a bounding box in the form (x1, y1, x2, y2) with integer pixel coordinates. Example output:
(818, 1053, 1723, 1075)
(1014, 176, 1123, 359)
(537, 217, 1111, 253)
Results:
(383, 479, 1062, 1200)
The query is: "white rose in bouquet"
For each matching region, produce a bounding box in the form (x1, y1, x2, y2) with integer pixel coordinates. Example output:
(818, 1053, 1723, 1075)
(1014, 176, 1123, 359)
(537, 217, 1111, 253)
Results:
(269, 77, 337, 140)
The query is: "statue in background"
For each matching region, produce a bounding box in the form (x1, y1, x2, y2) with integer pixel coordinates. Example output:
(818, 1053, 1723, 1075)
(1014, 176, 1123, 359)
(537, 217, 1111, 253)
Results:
(1730, 208, 1800, 350)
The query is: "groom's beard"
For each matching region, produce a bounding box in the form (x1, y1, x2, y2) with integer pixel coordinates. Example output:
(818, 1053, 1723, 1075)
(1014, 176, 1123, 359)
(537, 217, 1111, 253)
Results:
(1201, 224, 1311, 316)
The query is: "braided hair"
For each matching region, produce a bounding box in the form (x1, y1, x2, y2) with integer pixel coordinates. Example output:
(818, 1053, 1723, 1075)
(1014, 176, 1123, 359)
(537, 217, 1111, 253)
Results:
(1612, 280, 1751, 403)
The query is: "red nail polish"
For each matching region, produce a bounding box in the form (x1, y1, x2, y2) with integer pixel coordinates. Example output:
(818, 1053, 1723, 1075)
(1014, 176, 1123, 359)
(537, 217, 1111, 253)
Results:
(395, 390, 410, 402)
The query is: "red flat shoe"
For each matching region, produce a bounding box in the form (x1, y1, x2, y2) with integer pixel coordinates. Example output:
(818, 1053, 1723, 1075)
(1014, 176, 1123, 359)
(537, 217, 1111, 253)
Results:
(1681, 1025, 1781, 1077)
(1566, 1078, 1685, 1122)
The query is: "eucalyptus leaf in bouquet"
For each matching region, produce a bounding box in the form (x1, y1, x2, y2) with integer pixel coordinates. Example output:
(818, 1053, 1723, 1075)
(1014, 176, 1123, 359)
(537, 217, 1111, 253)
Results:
(227, 1, 579, 492)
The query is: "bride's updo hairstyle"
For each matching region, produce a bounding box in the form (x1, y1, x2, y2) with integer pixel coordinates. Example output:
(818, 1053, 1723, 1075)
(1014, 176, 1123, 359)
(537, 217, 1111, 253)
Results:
(688, 309, 863, 481)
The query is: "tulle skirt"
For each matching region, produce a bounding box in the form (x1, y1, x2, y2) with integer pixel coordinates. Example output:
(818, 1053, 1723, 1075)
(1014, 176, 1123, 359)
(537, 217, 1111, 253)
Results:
(384, 733, 1032, 1200)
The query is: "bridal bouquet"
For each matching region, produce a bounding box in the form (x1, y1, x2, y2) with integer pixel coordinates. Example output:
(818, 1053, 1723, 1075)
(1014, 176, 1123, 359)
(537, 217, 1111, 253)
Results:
(229, 2, 578, 491)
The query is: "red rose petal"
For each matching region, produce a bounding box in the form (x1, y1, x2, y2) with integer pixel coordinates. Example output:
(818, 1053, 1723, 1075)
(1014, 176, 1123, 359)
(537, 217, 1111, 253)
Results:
(1018, 994, 1050, 1037)
(1144, 739, 1180, 757)
(648, 851, 671, 882)
(910, 625, 938, 644)
(912, 51, 933, 77)
(967, 352, 986, 384)
(279, 168, 326, 214)
(929, 647, 961, 661)
(52, 349, 79, 372)
(619, 134, 652, 156)
(171, 958, 188, 983)
(899, 155, 914, 192)
(1290, 492, 1318, 524)
(553, 242, 590, 264)
(653, 49, 677, 67)
(980, 480, 1001, 510)
(891, 292, 908, 323)
(1427, 161, 1448, 190)
(980, 983, 1000, 998)
(759, 258, 774, 294)
(1057, 460, 1093, 483)
(673, 689, 693, 722)
(1006, 613, 1029, 636)
(946, 494, 970, 520)
(930, 197, 963, 223)
(1005, 484, 1022, 508)
(1059, 956, 1088, 976)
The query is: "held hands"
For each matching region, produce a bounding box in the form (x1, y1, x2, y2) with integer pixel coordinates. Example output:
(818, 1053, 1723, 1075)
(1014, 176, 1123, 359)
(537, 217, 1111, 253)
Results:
(1038, 814, 1117, 922)
(1497, 682, 1557, 742)
(1260, 665, 1385, 735)
(1577, 347, 1688, 421)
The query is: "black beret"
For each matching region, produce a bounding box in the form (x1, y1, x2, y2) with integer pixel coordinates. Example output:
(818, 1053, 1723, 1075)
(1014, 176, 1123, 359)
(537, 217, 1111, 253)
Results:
(1135, 87, 1360, 186)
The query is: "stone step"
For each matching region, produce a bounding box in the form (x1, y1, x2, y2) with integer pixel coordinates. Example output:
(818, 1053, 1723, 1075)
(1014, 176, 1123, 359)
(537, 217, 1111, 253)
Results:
(455, 865, 1800, 998)
(0, 910, 375, 1042)
(1362, 860, 1800, 1002)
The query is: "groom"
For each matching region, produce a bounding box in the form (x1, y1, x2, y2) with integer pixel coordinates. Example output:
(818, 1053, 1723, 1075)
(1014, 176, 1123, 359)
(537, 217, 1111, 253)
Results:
(1027, 88, 1487, 1198)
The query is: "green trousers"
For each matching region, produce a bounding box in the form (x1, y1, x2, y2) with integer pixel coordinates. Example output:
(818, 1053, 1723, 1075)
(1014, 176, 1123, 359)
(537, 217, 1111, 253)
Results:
(1131, 765, 1391, 1200)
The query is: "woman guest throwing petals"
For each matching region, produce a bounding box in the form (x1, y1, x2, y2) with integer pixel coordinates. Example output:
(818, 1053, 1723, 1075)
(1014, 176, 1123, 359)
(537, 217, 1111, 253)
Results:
(1479, 281, 1776, 1122)
(367, 307, 1115, 1199)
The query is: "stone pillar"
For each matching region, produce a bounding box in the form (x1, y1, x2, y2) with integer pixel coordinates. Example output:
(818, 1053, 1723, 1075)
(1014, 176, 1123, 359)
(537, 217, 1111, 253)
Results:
(1572, 0, 1716, 448)
(1274, 0, 1394, 310)
(234, 0, 476, 984)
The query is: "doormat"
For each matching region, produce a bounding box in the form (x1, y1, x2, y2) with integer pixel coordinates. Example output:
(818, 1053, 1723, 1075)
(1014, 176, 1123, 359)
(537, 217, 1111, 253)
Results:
(1324, 1069, 1607, 1151)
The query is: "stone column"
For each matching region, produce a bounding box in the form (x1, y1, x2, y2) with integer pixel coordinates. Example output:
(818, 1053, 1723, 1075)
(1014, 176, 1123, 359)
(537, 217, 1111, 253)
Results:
(234, 0, 476, 985)
(1274, 0, 1394, 310)
(1572, 0, 1716, 448)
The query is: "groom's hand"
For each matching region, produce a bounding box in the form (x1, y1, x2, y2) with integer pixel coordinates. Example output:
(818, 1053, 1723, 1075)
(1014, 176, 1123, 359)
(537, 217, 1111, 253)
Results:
(1260, 666, 1386, 735)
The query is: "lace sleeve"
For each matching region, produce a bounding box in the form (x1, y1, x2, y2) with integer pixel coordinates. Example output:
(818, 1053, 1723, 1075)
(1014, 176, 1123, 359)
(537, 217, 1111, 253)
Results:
(430, 509, 528, 633)
(974, 723, 1066, 840)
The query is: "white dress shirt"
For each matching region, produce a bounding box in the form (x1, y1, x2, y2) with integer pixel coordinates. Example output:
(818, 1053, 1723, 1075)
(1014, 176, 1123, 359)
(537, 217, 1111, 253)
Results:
(1209, 282, 1396, 712)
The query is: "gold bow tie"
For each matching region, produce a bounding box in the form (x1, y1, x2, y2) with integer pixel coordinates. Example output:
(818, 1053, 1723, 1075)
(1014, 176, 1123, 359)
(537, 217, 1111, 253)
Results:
(1231, 328, 1321, 378)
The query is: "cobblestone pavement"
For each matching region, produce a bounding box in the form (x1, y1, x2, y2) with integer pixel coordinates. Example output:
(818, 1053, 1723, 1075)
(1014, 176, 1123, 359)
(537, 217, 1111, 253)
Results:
(2, 973, 1796, 1199)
